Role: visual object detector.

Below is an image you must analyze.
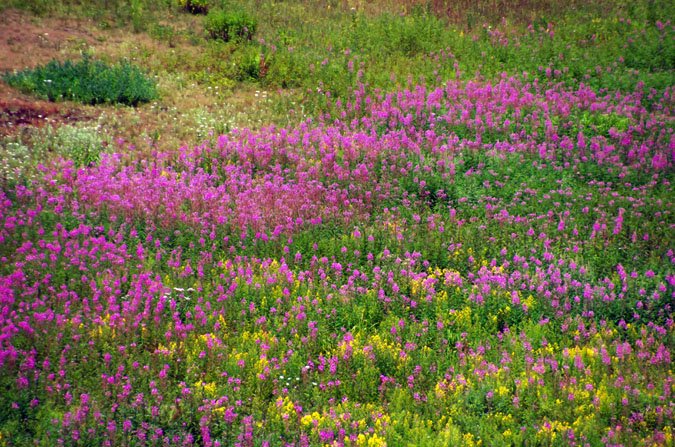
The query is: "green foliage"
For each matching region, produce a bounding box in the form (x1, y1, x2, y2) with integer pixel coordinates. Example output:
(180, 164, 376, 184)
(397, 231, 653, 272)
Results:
(244, 0, 675, 112)
(129, 0, 147, 32)
(0, 120, 110, 178)
(348, 10, 446, 56)
(190, 40, 263, 88)
(2, 54, 157, 106)
(204, 7, 258, 42)
(0, 141, 34, 188)
(230, 43, 263, 81)
(261, 45, 310, 89)
(150, 23, 177, 46)
(2, 0, 171, 23)
(180, 0, 211, 14)
(5, 0, 674, 109)
(42, 122, 108, 167)
(552, 111, 631, 138)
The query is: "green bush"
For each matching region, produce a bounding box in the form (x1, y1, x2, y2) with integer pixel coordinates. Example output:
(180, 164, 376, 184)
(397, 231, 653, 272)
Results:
(179, 0, 210, 14)
(349, 11, 446, 56)
(42, 122, 108, 167)
(231, 44, 262, 81)
(0, 121, 109, 183)
(204, 8, 257, 42)
(261, 46, 309, 89)
(1, 54, 157, 106)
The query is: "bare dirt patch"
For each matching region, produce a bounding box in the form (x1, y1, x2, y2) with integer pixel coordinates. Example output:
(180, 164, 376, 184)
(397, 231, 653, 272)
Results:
(0, 9, 97, 72)
(0, 84, 95, 136)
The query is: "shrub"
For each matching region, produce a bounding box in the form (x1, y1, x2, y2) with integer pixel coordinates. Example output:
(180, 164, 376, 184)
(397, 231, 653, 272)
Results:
(0, 141, 33, 187)
(349, 11, 446, 56)
(0, 121, 108, 186)
(204, 8, 257, 42)
(1, 53, 157, 106)
(261, 46, 309, 89)
(43, 122, 108, 167)
(150, 23, 177, 46)
(231, 44, 262, 81)
(178, 0, 210, 14)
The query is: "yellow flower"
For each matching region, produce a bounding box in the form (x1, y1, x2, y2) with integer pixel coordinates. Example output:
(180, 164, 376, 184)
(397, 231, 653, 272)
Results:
(356, 433, 387, 447)
(496, 386, 510, 397)
(463, 433, 475, 446)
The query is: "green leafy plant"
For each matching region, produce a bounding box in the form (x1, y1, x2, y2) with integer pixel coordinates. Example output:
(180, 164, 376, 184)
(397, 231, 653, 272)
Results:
(0, 120, 109, 184)
(349, 10, 446, 56)
(129, 0, 146, 32)
(48, 123, 108, 167)
(261, 46, 309, 89)
(204, 7, 257, 42)
(150, 23, 177, 47)
(231, 43, 262, 81)
(177, 0, 210, 14)
(2, 53, 157, 106)
(0, 141, 33, 187)
(30, 121, 109, 167)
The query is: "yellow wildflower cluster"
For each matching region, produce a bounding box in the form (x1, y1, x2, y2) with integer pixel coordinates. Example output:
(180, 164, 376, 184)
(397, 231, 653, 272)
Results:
(536, 420, 572, 442)
(356, 433, 386, 447)
(193, 380, 217, 397)
(301, 411, 326, 429)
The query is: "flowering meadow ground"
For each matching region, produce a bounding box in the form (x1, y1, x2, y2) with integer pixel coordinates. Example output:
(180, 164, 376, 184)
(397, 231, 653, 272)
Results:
(1, 1, 675, 446)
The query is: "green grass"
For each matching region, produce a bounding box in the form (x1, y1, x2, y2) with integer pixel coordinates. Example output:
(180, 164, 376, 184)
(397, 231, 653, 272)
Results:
(5, 0, 674, 108)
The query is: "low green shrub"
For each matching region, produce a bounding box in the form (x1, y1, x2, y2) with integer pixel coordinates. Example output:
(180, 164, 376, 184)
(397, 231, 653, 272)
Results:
(261, 46, 309, 89)
(349, 10, 446, 56)
(1, 54, 157, 106)
(41, 122, 108, 167)
(231, 44, 262, 81)
(150, 23, 177, 46)
(0, 121, 108, 186)
(178, 0, 210, 14)
(204, 8, 257, 42)
(0, 141, 33, 187)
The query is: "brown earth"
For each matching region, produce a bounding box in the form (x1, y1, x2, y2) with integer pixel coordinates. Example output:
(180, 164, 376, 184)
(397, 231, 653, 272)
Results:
(0, 9, 98, 72)
(0, 83, 96, 136)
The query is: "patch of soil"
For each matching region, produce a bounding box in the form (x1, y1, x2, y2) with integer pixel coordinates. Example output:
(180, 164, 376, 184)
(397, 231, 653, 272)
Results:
(0, 84, 95, 136)
(0, 9, 98, 72)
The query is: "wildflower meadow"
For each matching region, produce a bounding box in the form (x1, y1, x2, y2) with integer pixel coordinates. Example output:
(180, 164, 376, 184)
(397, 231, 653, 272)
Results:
(0, 0, 674, 446)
